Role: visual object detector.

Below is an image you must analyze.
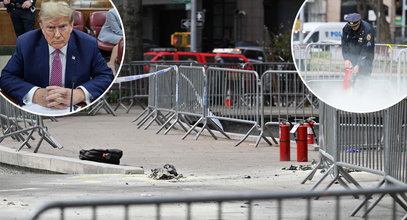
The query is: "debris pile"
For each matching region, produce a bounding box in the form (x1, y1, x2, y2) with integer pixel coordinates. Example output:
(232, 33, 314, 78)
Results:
(282, 160, 318, 171)
(149, 164, 183, 180)
(282, 164, 313, 171)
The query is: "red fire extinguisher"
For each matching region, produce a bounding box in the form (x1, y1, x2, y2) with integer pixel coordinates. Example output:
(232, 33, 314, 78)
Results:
(343, 67, 353, 89)
(296, 124, 308, 162)
(279, 122, 291, 161)
(305, 121, 315, 145)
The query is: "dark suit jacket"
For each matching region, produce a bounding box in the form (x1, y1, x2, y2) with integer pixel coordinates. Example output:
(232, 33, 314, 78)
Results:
(0, 29, 114, 105)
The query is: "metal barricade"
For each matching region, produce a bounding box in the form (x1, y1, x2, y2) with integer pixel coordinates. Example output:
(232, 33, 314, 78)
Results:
(292, 43, 306, 71)
(302, 43, 344, 82)
(206, 67, 259, 146)
(175, 66, 218, 139)
(30, 186, 407, 220)
(132, 66, 156, 128)
(374, 44, 399, 75)
(133, 65, 230, 140)
(306, 102, 386, 192)
(397, 48, 407, 86)
(132, 64, 320, 147)
(179, 66, 231, 140)
(337, 111, 385, 173)
(134, 65, 178, 131)
(116, 61, 198, 113)
(386, 99, 407, 184)
(114, 63, 150, 113)
(192, 62, 246, 70)
(257, 70, 318, 148)
(177, 66, 206, 119)
(301, 43, 404, 83)
(0, 96, 62, 152)
(301, 101, 336, 186)
(242, 62, 296, 76)
(304, 99, 407, 217)
(87, 97, 117, 116)
(261, 70, 318, 123)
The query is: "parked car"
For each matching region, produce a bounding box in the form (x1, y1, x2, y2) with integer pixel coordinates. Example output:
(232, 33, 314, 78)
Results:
(235, 47, 267, 63)
(144, 50, 250, 64)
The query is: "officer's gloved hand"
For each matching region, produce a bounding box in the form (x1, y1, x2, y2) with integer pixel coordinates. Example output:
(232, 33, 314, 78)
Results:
(22, 0, 32, 9)
(344, 60, 352, 69)
(352, 65, 360, 74)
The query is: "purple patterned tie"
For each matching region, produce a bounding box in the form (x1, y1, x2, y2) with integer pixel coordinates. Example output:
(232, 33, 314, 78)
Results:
(50, 49, 62, 86)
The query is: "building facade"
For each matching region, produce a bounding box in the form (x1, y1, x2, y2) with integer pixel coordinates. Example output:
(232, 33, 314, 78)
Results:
(141, 0, 304, 52)
(304, 0, 405, 42)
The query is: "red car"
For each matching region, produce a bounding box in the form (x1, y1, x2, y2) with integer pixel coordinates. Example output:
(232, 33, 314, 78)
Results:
(143, 51, 250, 64)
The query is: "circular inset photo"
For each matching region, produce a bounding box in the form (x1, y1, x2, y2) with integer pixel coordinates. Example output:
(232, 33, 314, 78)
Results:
(0, 0, 124, 116)
(292, 0, 407, 113)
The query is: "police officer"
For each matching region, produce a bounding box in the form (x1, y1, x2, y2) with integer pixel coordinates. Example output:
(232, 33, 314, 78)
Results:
(1, 0, 36, 37)
(341, 13, 375, 77)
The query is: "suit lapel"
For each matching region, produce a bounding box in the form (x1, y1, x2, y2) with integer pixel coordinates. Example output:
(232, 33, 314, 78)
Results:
(38, 35, 50, 87)
(65, 32, 79, 87)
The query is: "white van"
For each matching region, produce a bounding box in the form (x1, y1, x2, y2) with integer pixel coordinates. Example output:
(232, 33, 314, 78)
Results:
(293, 22, 346, 44)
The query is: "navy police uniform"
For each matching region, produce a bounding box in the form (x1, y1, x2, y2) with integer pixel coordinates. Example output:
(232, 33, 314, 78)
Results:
(341, 13, 375, 76)
(2, 0, 36, 37)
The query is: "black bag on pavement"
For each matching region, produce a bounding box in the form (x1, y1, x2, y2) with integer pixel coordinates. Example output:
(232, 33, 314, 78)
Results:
(79, 149, 123, 165)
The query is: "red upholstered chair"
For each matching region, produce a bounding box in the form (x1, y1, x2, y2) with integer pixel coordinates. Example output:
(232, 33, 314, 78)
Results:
(73, 11, 84, 32)
(116, 37, 124, 64)
(88, 11, 115, 52)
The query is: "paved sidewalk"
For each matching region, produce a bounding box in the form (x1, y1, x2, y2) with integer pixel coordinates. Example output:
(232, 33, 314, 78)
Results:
(1, 107, 320, 176)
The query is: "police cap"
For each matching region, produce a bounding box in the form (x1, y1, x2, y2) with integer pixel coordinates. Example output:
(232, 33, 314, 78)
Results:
(345, 13, 362, 27)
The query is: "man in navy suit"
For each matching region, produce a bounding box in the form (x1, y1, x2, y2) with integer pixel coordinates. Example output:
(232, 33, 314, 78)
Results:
(0, 1, 113, 110)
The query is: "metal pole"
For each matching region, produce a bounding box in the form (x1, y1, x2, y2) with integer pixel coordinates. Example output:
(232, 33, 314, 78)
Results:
(403, 0, 406, 40)
(299, 5, 305, 43)
(377, 0, 381, 43)
(383, 108, 391, 177)
(191, 0, 197, 52)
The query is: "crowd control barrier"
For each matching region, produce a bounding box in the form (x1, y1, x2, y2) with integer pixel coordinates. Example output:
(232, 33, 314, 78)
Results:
(242, 62, 296, 75)
(87, 97, 117, 116)
(261, 70, 317, 123)
(304, 99, 407, 217)
(297, 43, 407, 83)
(30, 186, 407, 220)
(124, 62, 320, 147)
(205, 67, 260, 146)
(0, 96, 62, 153)
(134, 65, 178, 131)
(113, 63, 149, 113)
(258, 70, 318, 148)
(177, 66, 229, 140)
(113, 61, 199, 114)
(397, 48, 407, 84)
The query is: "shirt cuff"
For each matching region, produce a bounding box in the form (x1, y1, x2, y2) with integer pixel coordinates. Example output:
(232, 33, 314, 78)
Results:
(23, 86, 40, 105)
(78, 86, 92, 105)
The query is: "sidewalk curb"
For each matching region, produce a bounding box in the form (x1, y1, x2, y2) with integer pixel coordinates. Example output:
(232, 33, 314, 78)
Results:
(0, 145, 144, 174)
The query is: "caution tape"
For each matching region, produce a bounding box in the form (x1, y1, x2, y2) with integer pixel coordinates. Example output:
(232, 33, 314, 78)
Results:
(114, 66, 176, 83)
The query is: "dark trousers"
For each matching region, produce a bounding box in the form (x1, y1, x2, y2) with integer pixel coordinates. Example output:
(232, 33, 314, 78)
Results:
(358, 65, 373, 76)
(9, 8, 35, 37)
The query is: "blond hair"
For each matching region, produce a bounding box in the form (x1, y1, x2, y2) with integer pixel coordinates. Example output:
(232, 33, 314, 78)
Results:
(39, 1, 74, 23)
